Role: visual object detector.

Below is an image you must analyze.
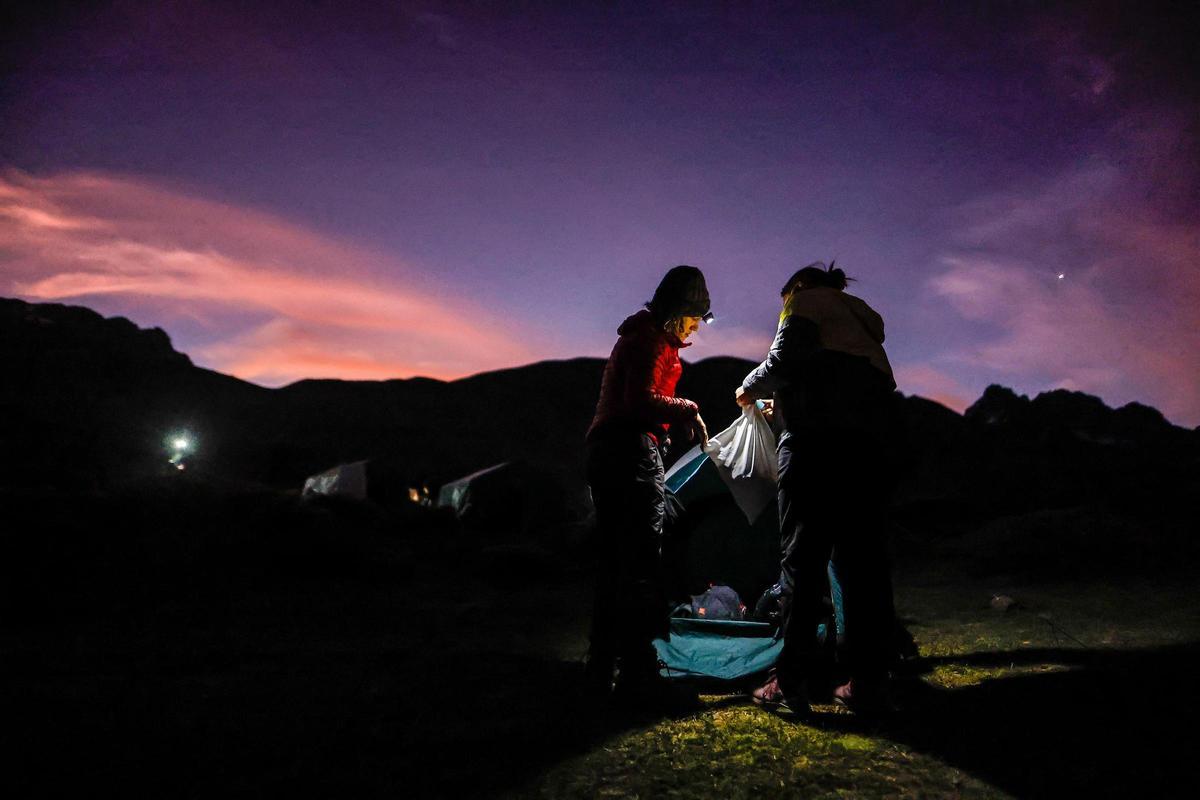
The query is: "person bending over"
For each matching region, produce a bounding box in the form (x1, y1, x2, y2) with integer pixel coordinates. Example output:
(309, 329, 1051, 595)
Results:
(737, 261, 901, 715)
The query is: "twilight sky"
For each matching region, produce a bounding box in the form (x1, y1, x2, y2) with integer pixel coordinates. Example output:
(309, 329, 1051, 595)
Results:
(2, 2, 1198, 424)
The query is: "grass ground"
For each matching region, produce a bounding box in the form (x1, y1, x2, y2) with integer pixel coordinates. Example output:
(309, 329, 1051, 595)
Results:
(4, 485, 1199, 797)
(519, 573, 1200, 799)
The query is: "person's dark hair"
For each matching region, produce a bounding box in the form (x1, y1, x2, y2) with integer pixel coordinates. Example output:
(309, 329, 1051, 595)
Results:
(647, 265, 710, 326)
(780, 260, 852, 296)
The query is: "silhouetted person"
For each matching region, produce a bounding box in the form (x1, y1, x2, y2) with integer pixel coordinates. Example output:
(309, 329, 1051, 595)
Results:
(737, 261, 900, 715)
(585, 266, 711, 707)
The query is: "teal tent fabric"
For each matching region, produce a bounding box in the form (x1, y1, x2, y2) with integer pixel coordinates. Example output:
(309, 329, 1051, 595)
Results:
(664, 445, 709, 494)
(664, 445, 780, 602)
(657, 445, 848, 681)
(654, 618, 783, 680)
(658, 445, 782, 680)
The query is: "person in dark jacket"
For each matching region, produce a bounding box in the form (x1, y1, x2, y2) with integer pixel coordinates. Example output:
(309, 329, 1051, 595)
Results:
(585, 265, 711, 704)
(737, 261, 900, 715)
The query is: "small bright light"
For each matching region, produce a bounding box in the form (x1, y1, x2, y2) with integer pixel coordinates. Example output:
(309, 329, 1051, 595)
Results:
(1057, 273, 1065, 280)
(172, 437, 190, 451)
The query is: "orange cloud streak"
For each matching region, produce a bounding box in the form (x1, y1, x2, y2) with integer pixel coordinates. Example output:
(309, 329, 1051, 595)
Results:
(0, 169, 542, 383)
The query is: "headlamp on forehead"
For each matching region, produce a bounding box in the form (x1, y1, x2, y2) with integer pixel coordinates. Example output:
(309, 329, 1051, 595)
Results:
(701, 311, 715, 324)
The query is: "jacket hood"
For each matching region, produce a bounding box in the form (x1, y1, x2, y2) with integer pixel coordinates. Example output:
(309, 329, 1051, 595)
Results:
(786, 287, 884, 344)
(780, 286, 892, 379)
(838, 292, 886, 343)
(617, 308, 653, 335)
(617, 308, 689, 346)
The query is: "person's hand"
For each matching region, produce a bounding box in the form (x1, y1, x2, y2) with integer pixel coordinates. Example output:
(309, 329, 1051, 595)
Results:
(692, 412, 709, 448)
(735, 386, 755, 407)
(760, 398, 774, 421)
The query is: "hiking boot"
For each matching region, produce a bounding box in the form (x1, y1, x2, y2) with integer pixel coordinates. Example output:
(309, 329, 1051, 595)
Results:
(832, 679, 897, 717)
(751, 670, 810, 714)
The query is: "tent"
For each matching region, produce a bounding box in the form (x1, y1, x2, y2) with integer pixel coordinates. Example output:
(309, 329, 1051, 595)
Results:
(437, 460, 571, 542)
(302, 460, 368, 500)
(662, 443, 781, 603)
(654, 443, 788, 681)
(301, 458, 425, 505)
(653, 432, 854, 682)
(437, 461, 523, 527)
(655, 440, 915, 683)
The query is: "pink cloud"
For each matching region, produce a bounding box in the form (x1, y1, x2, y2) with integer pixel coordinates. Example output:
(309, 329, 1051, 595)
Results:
(927, 143, 1200, 426)
(0, 169, 545, 384)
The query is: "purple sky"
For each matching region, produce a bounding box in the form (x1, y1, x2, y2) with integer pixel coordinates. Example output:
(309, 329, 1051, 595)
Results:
(3, 2, 1198, 424)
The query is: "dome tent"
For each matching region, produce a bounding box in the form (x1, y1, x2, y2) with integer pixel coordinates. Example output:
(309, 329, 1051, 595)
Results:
(655, 432, 914, 683)
(653, 440, 791, 682)
(436, 460, 572, 544)
(662, 438, 781, 603)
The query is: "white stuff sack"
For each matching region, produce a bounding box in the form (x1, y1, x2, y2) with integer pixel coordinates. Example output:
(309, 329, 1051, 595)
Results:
(702, 404, 778, 523)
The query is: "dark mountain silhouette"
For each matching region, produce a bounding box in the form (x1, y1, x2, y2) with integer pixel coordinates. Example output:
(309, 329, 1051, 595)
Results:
(0, 298, 751, 496)
(3, 297, 1196, 520)
(950, 383, 1198, 515)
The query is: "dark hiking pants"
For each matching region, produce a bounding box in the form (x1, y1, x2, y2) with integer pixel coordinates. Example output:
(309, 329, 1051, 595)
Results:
(586, 431, 668, 676)
(776, 430, 895, 686)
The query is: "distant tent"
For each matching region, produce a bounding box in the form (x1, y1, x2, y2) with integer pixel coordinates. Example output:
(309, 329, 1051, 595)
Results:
(437, 461, 518, 526)
(300, 458, 421, 505)
(302, 460, 368, 500)
(437, 460, 570, 542)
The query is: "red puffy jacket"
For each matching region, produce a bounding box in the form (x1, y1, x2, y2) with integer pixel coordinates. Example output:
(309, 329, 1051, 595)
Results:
(587, 309, 698, 445)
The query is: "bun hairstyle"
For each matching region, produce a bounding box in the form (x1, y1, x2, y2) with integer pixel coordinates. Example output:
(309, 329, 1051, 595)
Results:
(780, 259, 852, 296)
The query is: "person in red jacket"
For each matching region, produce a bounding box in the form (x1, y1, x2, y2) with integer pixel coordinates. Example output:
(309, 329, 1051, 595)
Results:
(584, 265, 711, 705)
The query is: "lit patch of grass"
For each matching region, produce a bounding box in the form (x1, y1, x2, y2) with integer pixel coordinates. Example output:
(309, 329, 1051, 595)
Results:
(924, 662, 1074, 690)
(829, 732, 877, 753)
(522, 702, 1010, 799)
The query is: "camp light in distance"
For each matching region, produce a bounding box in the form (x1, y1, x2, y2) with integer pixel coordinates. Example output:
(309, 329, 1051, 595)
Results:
(166, 431, 195, 468)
